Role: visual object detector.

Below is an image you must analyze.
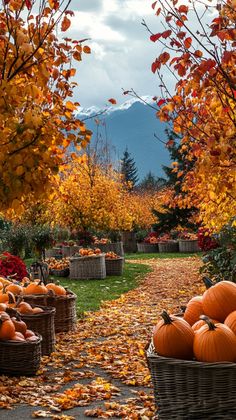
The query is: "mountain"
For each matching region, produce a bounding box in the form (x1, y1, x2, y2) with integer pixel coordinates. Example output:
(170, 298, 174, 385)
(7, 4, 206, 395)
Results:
(78, 98, 170, 180)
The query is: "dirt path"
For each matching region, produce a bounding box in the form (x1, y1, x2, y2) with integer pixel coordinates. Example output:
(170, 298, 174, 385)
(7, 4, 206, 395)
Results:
(0, 257, 202, 419)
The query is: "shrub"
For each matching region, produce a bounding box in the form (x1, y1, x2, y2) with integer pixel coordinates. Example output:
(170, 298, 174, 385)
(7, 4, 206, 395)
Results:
(197, 228, 219, 251)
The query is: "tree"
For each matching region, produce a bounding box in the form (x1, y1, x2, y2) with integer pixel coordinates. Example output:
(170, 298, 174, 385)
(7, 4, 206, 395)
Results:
(120, 148, 139, 188)
(0, 0, 91, 212)
(138, 171, 166, 192)
(146, 0, 236, 230)
(153, 130, 198, 233)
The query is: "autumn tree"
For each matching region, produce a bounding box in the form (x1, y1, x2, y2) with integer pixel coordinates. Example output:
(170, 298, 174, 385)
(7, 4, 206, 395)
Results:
(0, 0, 91, 212)
(147, 0, 236, 230)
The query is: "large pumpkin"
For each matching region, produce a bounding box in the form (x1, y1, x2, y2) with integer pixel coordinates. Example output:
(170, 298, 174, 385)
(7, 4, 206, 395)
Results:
(183, 296, 204, 326)
(193, 316, 236, 362)
(202, 280, 236, 322)
(224, 311, 236, 335)
(153, 310, 194, 360)
(23, 279, 48, 295)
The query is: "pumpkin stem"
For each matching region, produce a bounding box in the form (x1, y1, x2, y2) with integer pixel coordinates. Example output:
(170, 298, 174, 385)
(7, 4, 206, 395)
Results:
(7, 291, 16, 304)
(200, 315, 216, 330)
(202, 277, 213, 289)
(161, 310, 173, 324)
(15, 296, 23, 307)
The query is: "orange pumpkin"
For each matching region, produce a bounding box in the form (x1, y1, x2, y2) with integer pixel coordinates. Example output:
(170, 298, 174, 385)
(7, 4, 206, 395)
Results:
(46, 282, 66, 296)
(23, 279, 48, 295)
(153, 310, 194, 360)
(192, 318, 219, 333)
(24, 329, 35, 338)
(183, 296, 204, 326)
(0, 312, 15, 340)
(32, 307, 44, 314)
(202, 280, 236, 322)
(224, 311, 236, 335)
(6, 283, 23, 295)
(0, 290, 16, 306)
(193, 316, 236, 362)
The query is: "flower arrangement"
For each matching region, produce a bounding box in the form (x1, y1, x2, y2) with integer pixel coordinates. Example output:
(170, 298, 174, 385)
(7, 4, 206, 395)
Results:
(157, 233, 172, 243)
(0, 252, 28, 281)
(93, 237, 111, 245)
(144, 232, 159, 244)
(197, 228, 219, 251)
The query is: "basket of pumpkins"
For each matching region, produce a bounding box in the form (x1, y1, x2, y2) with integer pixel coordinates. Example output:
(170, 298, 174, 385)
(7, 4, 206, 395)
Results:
(105, 252, 124, 276)
(146, 280, 236, 419)
(0, 291, 42, 375)
(45, 257, 70, 277)
(69, 248, 106, 280)
(0, 277, 77, 334)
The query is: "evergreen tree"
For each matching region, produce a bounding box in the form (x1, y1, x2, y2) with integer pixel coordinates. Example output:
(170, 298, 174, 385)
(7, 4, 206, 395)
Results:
(120, 147, 139, 187)
(153, 130, 198, 233)
(138, 171, 166, 192)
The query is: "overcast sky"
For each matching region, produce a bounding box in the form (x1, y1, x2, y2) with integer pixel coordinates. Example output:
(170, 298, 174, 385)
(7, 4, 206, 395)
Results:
(65, 0, 164, 108)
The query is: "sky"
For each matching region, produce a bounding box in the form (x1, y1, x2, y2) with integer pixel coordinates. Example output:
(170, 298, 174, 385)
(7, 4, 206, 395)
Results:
(65, 0, 164, 108)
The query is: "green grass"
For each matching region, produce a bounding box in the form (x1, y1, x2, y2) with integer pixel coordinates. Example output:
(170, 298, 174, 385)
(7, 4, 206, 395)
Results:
(53, 262, 151, 316)
(125, 252, 202, 260)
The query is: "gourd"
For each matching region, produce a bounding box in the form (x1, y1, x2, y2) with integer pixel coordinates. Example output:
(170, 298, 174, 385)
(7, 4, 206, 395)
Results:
(224, 311, 236, 335)
(193, 316, 236, 362)
(46, 282, 66, 296)
(23, 279, 48, 295)
(202, 280, 236, 322)
(153, 310, 194, 360)
(183, 296, 204, 326)
(0, 312, 15, 340)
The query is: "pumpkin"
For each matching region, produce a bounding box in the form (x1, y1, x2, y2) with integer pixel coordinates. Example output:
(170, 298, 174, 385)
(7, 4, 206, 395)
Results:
(183, 296, 204, 326)
(0, 312, 15, 340)
(0, 290, 15, 305)
(46, 282, 66, 296)
(32, 307, 44, 314)
(0, 277, 11, 287)
(25, 329, 35, 338)
(6, 283, 23, 295)
(23, 279, 48, 295)
(153, 310, 194, 360)
(192, 318, 219, 333)
(224, 311, 236, 335)
(193, 316, 236, 362)
(11, 331, 25, 341)
(202, 280, 236, 322)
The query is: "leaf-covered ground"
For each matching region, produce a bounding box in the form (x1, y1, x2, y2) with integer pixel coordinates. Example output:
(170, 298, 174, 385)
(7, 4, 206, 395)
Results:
(0, 257, 203, 419)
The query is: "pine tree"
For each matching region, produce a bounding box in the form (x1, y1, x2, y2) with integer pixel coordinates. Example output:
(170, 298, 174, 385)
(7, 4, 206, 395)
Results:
(153, 130, 198, 233)
(138, 171, 166, 192)
(120, 147, 139, 187)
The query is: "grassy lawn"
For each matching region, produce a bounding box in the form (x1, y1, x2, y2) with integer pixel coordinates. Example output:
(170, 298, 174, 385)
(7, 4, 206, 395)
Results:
(125, 252, 202, 260)
(24, 259, 151, 316)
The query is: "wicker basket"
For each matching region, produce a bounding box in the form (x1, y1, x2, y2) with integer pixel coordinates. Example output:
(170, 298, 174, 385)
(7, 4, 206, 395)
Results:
(20, 306, 55, 356)
(158, 241, 179, 253)
(51, 268, 69, 277)
(137, 243, 158, 253)
(179, 239, 200, 253)
(146, 342, 236, 419)
(70, 254, 106, 280)
(45, 247, 62, 259)
(21, 291, 77, 333)
(105, 257, 124, 276)
(0, 333, 42, 376)
(94, 242, 124, 256)
(62, 246, 71, 257)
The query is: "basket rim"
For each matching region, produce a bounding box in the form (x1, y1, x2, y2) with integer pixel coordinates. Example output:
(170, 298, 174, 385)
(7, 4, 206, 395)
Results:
(19, 305, 56, 318)
(70, 254, 105, 261)
(146, 341, 236, 368)
(0, 332, 42, 346)
(19, 290, 76, 300)
(105, 257, 124, 261)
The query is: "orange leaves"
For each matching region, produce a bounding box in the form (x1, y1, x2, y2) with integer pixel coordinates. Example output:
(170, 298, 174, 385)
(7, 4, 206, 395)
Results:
(61, 16, 71, 32)
(184, 37, 192, 49)
(108, 98, 117, 105)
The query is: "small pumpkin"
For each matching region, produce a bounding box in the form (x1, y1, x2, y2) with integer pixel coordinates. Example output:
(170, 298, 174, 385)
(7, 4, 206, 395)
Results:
(193, 316, 236, 362)
(153, 310, 194, 360)
(32, 307, 44, 314)
(23, 279, 48, 295)
(11, 316, 27, 335)
(46, 282, 66, 296)
(224, 311, 236, 335)
(202, 280, 236, 322)
(6, 283, 23, 295)
(183, 296, 204, 326)
(0, 312, 16, 340)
